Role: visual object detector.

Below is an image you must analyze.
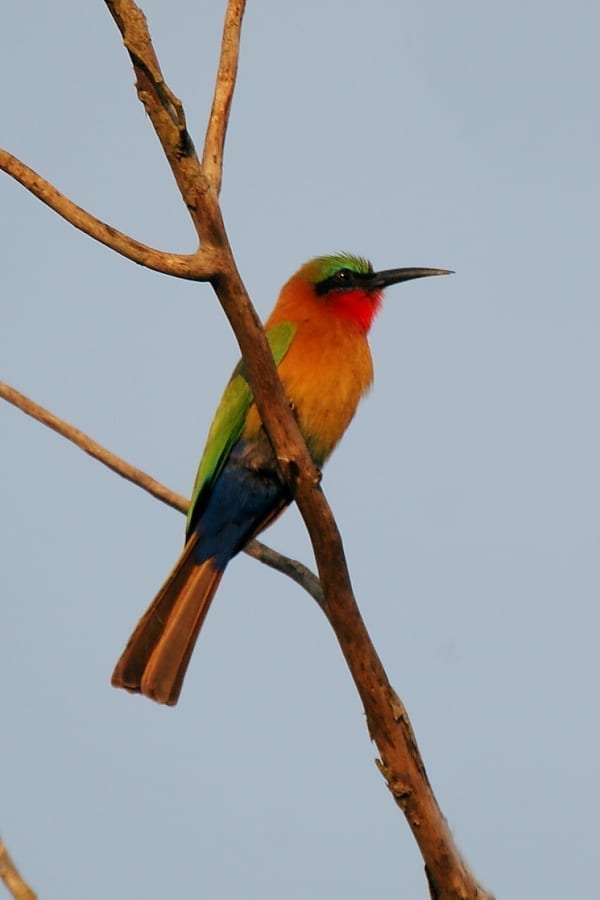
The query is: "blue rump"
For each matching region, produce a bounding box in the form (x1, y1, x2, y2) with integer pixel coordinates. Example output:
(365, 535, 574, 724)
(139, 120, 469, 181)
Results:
(188, 438, 291, 569)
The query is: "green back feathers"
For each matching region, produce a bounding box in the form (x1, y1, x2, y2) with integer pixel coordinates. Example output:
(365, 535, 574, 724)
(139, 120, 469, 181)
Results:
(186, 321, 296, 534)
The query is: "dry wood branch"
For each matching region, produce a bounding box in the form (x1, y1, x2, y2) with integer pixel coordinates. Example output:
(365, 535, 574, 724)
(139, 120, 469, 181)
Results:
(244, 538, 324, 608)
(0, 381, 187, 513)
(0, 837, 36, 900)
(202, 0, 247, 193)
(1, 2, 493, 897)
(0, 380, 323, 604)
(193, 269, 492, 897)
(0, 150, 218, 279)
(104, 0, 217, 245)
(100, 6, 491, 890)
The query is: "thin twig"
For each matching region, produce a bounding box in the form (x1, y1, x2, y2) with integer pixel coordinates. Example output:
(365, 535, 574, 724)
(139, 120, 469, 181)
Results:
(244, 539, 324, 608)
(202, 0, 247, 193)
(0, 381, 187, 513)
(0, 837, 36, 900)
(0, 151, 218, 279)
(0, 380, 323, 603)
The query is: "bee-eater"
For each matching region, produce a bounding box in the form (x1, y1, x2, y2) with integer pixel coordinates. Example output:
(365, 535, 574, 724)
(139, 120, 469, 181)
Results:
(112, 253, 450, 705)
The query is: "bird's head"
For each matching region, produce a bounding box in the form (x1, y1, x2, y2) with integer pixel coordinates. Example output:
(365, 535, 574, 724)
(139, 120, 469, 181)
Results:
(287, 253, 452, 333)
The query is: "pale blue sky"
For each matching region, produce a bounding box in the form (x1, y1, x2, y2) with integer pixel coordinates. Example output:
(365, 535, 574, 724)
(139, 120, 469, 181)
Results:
(2, 2, 599, 898)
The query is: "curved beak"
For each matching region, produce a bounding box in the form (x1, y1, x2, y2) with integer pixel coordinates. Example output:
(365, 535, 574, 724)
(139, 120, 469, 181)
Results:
(369, 267, 453, 291)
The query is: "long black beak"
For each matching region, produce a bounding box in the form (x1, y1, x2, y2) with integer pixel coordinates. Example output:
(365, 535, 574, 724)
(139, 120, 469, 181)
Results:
(369, 267, 453, 291)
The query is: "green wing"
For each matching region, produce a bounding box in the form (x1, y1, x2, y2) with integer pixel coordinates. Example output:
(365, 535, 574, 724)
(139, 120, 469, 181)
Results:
(185, 321, 296, 534)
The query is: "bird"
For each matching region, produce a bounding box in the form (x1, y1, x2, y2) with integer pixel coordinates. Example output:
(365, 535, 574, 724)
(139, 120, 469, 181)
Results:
(111, 253, 451, 705)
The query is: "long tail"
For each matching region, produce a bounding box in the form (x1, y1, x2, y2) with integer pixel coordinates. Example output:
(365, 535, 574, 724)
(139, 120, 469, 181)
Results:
(111, 533, 224, 706)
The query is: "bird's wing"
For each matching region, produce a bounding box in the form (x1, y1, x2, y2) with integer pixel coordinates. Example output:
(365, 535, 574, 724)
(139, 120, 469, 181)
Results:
(185, 321, 297, 534)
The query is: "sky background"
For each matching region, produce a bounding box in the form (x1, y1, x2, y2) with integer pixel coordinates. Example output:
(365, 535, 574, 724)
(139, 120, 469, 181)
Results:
(1, 2, 599, 898)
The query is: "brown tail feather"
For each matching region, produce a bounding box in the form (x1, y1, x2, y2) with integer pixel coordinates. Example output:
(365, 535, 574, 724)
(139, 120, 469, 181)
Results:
(111, 533, 224, 706)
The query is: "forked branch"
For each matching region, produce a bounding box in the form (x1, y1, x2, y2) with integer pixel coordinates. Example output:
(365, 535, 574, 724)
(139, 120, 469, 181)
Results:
(0, 150, 218, 279)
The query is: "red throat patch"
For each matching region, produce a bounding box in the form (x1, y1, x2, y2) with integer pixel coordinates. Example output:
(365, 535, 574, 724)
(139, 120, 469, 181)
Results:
(328, 289, 383, 333)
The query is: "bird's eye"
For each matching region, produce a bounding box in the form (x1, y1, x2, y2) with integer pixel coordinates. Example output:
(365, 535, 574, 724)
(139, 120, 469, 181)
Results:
(314, 267, 358, 296)
(335, 268, 352, 284)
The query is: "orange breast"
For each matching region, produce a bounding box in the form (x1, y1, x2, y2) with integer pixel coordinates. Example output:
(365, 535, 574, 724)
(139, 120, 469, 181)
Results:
(243, 281, 374, 466)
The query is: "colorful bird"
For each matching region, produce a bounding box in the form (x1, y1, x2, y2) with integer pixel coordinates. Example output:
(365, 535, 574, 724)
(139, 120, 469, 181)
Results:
(112, 253, 450, 705)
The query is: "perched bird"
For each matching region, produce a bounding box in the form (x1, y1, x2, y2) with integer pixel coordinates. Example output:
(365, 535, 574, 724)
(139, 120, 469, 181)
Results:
(112, 253, 450, 705)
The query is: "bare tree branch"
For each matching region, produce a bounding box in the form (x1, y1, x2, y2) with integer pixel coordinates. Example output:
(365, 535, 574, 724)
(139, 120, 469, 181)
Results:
(0, 380, 324, 605)
(0, 150, 218, 279)
(1, 2, 493, 897)
(104, 0, 217, 245)
(0, 381, 187, 514)
(244, 539, 324, 608)
(100, 6, 492, 896)
(202, 0, 247, 193)
(0, 836, 36, 900)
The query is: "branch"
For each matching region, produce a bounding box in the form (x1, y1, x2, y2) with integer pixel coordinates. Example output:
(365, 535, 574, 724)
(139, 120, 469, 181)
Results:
(104, 0, 218, 246)
(202, 0, 247, 193)
(2, 1, 492, 896)
(243, 538, 324, 608)
(0, 381, 187, 514)
(0, 150, 218, 279)
(0, 836, 36, 900)
(0, 380, 323, 605)
(102, 4, 492, 896)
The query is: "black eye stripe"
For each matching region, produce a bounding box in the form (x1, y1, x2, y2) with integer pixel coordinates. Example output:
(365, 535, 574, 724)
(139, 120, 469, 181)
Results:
(314, 268, 372, 296)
